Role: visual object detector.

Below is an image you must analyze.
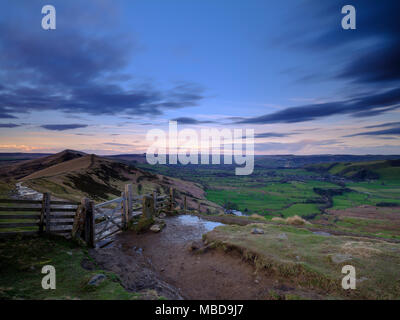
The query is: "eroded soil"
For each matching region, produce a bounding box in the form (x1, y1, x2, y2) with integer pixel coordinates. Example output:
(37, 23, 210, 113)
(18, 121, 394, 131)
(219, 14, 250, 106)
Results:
(90, 215, 325, 300)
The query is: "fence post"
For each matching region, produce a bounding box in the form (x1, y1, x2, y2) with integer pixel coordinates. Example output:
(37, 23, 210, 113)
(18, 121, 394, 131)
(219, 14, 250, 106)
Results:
(184, 196, 187, 214)
(142, 195, 155, 219)
(169, 187, 174, 214)
(121, 191, 126, 229)
(42, 193, 51, 233)
(153, 191, 157, 214)
(84, 200, 95, 248)
(39, 193, 48, 234)
(72, 197, 88, 240)
(124, 184, 132, 228)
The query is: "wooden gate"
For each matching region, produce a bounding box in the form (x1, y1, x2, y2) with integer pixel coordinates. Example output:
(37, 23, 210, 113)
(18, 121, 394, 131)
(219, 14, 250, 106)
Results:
(71, 184, 175, 248)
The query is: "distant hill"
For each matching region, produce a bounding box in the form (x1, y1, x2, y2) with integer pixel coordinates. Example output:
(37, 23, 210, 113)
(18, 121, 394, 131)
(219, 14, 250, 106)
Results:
(305, 159, 400, 181)
(1, 150, 220, 212)
(0, 150, 85, 180)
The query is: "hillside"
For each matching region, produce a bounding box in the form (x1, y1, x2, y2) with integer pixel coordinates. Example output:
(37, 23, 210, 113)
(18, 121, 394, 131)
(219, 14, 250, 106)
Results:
(0, 150, 85, 180)
(7, 150, 220, 213)
(305, 159, 400, 181)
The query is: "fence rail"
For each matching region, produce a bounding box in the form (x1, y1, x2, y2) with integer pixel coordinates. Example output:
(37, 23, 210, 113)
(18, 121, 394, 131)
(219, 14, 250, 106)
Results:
(0, 195, 78, 238)
(0, 184, 180, 247)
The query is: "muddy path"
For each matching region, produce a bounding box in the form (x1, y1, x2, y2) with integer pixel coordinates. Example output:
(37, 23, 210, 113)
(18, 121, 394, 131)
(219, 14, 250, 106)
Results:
(90, 215, 324, 300)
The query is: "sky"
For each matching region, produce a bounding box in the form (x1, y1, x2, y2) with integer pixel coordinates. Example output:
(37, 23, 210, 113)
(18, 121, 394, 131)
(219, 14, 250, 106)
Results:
(0, 0, 399, 155)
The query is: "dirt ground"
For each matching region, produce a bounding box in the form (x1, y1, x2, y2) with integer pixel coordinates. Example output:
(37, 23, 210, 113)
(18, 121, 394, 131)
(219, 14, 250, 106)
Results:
(90, 215, 324, 300)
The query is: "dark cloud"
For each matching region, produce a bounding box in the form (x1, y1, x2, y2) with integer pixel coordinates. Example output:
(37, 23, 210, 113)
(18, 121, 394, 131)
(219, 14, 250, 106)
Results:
(255, 132, 296, 138)
(171, 117, 215, 125)
(365, 122, 400, 129)
(345, 126, 400, 137)
(41, 124, 88, 131)
(0, 6, 204, 120)
(0, 123, 20, 128)
(104, 142, 133, 147)
(283, 1, 400, 86)
(237, 88, 400, 124)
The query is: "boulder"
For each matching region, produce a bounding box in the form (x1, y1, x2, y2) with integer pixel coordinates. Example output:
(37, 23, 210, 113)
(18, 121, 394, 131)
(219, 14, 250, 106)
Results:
(88, 274, 106, 286)
(251, 228, 264, 234)
(150, 224, 164, 232)
(277, 233, 288, 240)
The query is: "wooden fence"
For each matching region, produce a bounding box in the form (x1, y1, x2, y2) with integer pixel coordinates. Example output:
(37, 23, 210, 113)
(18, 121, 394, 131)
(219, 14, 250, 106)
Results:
(0, 184, 178, 247)
(71, 185, 175, 247)
(0, 195, 78, 238)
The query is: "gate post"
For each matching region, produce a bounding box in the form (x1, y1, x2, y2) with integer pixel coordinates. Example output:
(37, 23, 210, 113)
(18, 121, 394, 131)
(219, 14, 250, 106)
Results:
(42, 193, 51, 233)
(124, 184, 132, 228)
(142, 195, 155, 219)
(84, 200, 95, 248)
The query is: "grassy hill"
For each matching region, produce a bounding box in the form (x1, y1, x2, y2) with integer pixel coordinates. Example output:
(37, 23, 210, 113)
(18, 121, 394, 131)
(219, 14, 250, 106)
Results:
(0, 150, 221, 212)
(306, 159, 400, 181)
(0, 150, 85, 180)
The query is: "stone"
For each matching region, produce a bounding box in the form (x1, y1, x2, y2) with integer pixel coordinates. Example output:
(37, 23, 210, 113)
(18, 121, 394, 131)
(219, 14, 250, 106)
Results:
(331, 253, 352, 264)
(313, 231, 331, 236)
(150, 224, 162, 232)
(277, 233, 288, 240)
(88, 274, 106, 286)
(251, 228, 264, 234)
(187, 240, 202, 251)
(159, 212, 166, 218)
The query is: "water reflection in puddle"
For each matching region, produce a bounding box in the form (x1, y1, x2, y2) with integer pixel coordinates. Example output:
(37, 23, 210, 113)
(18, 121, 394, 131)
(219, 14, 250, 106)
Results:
(176, 215, 224, 232)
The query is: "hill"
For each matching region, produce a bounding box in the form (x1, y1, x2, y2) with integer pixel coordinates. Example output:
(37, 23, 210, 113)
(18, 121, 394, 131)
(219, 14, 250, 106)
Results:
(5, 150, 220, 213)
(305, 159, 400, 181)
(0, 150, 85, 180)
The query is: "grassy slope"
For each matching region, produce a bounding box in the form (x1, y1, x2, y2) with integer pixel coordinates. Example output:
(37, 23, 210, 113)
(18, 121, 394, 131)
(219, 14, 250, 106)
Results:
(0, 235, 146, 300)
(204, 223, 400, 299)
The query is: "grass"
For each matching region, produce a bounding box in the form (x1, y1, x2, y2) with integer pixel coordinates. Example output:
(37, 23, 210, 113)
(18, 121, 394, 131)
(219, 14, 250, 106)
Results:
(204, 223, 400, 299)
(0, 235, 145, 300)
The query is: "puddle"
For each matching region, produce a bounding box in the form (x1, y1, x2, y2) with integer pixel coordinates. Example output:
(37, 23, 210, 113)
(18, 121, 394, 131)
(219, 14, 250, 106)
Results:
(225, 210, 246, 216)
(176, 215, 224, 232)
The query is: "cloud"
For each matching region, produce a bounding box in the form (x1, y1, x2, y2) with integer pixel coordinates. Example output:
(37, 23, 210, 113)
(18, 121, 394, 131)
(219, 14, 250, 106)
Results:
(345, 126, 400, 137)
(0, 123, 20, 128)
(0, 5, 204, 120)
(236, 88, 400, 124)
(365, 122, 400, 129)
(104, 142, 134, 146)
(41, 124, 88, 131)
(255, 132, 296, 138)
(171, 117, 215, 125)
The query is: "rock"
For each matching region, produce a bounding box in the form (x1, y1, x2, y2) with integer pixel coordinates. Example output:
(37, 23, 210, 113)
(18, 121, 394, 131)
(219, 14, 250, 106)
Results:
(251, 228, 264, 234)
(254, 279, 259, 284)
(313, 231, 331, 236)
(159, 212, 166, 218)
(331, 253, 352, 264)
(357, 277, 368, 283)
(66, 251, 72, 256)
(187, 241, 202, 251)
(277, 233, 288, 240)
(88, 274, 106, 286)
(150, 224, 162, 232)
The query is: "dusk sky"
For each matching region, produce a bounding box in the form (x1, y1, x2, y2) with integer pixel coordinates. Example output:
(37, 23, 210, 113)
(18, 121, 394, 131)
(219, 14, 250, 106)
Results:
(0, 0, 399, 155)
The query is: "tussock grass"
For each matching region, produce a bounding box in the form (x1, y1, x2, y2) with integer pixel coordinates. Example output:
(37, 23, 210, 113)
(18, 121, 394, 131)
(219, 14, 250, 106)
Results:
(272, 215, 311, 226)
(204, 223, 400, 299)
